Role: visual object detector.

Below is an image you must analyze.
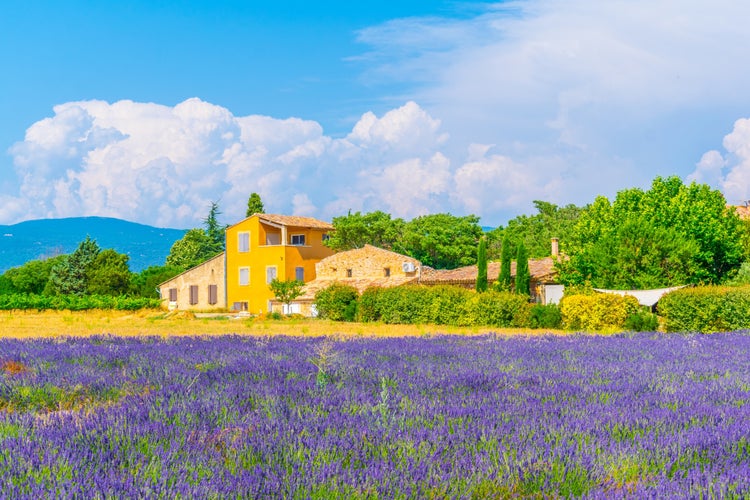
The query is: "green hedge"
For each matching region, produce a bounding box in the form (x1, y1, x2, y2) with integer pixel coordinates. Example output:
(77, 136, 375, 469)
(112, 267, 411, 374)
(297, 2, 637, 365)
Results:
(314, 283, 359, 321)
(0, 294, 161, 311)
(658, 286, 750, 333)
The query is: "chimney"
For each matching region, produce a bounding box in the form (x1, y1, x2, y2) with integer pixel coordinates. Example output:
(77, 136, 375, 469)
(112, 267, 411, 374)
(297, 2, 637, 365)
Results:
(551, 238, 559, 257)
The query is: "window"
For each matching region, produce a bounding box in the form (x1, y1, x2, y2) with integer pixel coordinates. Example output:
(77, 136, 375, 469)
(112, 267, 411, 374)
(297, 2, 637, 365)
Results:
(346, 269, 353, 277)
(232, 302, 248, 311)
(266, 232, 280, 245)
(238, 232, 250, 252)
(169, 288, 177, 302)
(384, 267, 391, 277)
(266, 266, 278, 284)
(239, 267, 250, 286)
(189, 285, 199, 305)
(208, 285, 218, 305)
(322, 233, 330, 242)
(291, 234, 305, 246)
(295, 267, 304, 281)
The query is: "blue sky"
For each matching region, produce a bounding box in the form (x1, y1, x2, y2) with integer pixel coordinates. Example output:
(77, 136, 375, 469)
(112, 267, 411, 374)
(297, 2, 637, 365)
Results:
(3, 1, 750, 229)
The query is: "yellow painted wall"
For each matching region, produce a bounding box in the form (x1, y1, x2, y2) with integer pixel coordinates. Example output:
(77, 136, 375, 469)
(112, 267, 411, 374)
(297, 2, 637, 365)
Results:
(225, 216, 335, 314)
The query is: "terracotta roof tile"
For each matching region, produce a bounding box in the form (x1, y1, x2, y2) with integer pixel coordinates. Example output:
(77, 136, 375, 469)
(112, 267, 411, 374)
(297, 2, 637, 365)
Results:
(256, 214, 334, 230)
(420, 257, 558, 285)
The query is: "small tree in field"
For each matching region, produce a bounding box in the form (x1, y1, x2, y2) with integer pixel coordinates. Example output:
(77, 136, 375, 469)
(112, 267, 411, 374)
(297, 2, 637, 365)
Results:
(269, 279, 304, 314)
(476, 237, 488, 292)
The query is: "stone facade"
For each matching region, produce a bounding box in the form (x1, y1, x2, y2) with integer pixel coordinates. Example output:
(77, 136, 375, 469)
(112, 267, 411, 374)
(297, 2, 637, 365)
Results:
(159, 253, 226, 311)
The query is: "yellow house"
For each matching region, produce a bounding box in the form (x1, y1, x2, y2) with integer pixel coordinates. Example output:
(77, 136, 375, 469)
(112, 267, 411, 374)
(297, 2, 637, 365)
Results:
(225, 214, 335, 314)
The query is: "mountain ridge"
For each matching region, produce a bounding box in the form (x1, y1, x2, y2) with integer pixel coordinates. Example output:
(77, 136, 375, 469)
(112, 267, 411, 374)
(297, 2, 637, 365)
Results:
(0, 217, 188, 274)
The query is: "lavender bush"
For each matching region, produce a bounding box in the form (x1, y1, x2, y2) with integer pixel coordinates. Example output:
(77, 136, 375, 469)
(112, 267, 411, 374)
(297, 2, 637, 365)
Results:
(2, 332, 750, 498)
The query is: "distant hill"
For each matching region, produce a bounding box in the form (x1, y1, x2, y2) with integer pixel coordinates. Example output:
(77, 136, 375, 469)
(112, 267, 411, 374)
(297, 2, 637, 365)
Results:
(0, 217, 187, 274)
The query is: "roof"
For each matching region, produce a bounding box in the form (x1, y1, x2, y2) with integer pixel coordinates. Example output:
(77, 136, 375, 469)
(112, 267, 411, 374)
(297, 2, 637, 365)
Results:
(420, 257, 558, 285)
(226, 213, 334, 231)
(593, 285, 688, 307)
(733, 205, 750, 220)
(256, 214, 334, 230)
(157, 252, 225, 287)
(317, 244, 420, 266)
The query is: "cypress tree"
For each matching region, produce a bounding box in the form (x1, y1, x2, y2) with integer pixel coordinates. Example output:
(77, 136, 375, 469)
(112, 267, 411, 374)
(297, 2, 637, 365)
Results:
(476, 237, 488, 292)
(515, 241, 530, 296)
(497, 235, 512, 291)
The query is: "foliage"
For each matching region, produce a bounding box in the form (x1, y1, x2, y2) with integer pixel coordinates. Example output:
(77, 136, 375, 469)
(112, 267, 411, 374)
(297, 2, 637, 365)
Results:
(559, 293, 639, 331)
(203, 201, 227, 250)
(724, 261, 750, 286)
(45, 236, 101, 296)
(325, 211, 405, 251)
(487, 200, 583, 259)
(87, 249, 132, 296)
(658, 285, 750, 333)
(528, 304, 562, 329)
(515, 241, 530, 295)
(130, 265, 183, 298)
(356, 286, 526, 328)
(166, 229, 221, 270)
(246, 192, 265, 217)
(496, 235, 512, 291)
(623, 308, 660, 332)
(2, 256, 65, 295)
(476, 237, 488, 292)
(558, 176, 745, 288)
(461, 290, 530, 327)
(395, 213, 483, 269)
(314, 283, 359, 321)
(0, 293, 160, 310)
(269, 279, 305, 308)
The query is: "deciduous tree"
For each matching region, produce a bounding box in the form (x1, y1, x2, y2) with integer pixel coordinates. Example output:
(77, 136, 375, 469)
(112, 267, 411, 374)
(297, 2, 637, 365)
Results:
(395, 213, 483, 269)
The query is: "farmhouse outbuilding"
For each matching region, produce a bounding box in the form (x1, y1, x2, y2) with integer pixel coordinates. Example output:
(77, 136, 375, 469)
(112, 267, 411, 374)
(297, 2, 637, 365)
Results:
(271, 245, 422, 316)
(158, 252, 226, 311)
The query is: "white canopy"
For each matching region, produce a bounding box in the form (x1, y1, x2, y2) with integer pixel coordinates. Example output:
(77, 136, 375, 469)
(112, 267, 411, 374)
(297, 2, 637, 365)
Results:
(593, 285, 688, 307)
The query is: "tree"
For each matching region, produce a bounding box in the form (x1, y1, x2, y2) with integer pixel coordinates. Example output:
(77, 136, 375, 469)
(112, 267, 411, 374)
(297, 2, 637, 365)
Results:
(203, 201, 226, 251)
(326, 211, 405, 251)
(166, 229, 221, 271)
(557, 176, 745, 288)
(395, 213, 483, 269)
(487, 201, 583, 260)
(3, 256, 65, 295)
(131, 265, 184, 298)
(497, 235, 512, 291)
(46, 236, 100, 295)
(269, 278, 304, 313)
(476, 237, 488, 292)
(87, 249, 132, 296)
(515, 241, 530, 296)
(246, 192, 265, 217)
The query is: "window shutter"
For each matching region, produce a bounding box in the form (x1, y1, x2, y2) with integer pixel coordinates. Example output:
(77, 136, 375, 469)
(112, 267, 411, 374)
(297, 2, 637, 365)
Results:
(208, 285, 218, 305)
(169, 288, 177, 301)
(189, 285, 198, 305)
(295, 267, 304, 281)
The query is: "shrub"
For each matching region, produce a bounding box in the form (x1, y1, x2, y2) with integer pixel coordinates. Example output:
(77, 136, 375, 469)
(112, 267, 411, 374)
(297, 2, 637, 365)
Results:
(560, 293, 639, 331)
(358, 287, 382, 322)
(314, 283, 359, 321)
(0, 293, 160, 311)
(658, 285, 750, 333)
(424, 286, 473, 326)
(529, 304, 562, 329)
(460, 290, 530, 328)
(623, 308, 660, 332)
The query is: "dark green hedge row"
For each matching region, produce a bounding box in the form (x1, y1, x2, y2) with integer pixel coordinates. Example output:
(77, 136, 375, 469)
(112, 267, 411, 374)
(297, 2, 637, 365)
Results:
(658, 286, 750, 333)
(0, 293, 161, 311)
(316, 285, 562, 329)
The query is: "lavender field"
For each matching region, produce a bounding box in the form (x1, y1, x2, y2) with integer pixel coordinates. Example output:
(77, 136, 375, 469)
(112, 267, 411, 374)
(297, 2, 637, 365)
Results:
(2, 332, 750, 498)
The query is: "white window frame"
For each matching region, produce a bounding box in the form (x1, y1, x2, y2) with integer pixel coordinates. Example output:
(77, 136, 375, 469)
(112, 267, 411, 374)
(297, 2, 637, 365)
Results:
(238, 232, 250, 253)
(290, 234, 306, 246)
(266, 265, 278, 284)
(239, 267, 250, 286)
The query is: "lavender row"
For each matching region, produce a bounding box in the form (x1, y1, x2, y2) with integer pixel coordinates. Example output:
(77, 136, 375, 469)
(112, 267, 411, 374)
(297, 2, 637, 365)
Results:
(1, 332, 750, 498)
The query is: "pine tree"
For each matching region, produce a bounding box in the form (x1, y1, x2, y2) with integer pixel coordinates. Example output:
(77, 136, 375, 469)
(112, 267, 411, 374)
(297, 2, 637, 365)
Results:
(476, 237, 488, 292)
(203, 201, 226, 250)
(497, 235, 512, 291)
(515, 241, 530, 296)
(46, 236, 100, 295)
(246, 193, 265, 217)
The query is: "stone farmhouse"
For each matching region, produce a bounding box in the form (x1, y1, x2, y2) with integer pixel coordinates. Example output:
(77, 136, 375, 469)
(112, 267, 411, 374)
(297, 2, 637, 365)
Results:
(159, 213, 334, 313)
(269, 245, 422, 315)
(159, 214, 563, 314)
